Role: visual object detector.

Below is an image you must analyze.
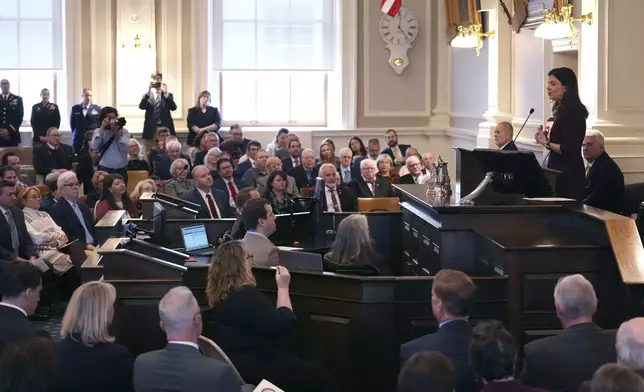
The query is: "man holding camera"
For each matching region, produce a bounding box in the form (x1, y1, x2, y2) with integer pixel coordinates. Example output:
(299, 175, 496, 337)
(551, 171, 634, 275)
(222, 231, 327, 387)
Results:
(139, 72, 177, 161)
(91, 106, 130, 184)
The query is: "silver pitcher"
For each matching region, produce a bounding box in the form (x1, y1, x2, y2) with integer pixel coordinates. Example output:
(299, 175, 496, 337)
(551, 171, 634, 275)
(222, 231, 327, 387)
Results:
(426, 156, 452, 198)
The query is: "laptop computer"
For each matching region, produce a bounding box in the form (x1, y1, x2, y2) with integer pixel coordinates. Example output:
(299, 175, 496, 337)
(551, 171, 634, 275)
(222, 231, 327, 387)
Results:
(277, 250, 323, 273)
(180, 224, 215, 256)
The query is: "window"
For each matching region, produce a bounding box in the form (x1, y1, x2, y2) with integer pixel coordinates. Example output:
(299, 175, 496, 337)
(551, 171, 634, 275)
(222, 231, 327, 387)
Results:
(208, 0, 338, 127)
(0, 0, 67, 127)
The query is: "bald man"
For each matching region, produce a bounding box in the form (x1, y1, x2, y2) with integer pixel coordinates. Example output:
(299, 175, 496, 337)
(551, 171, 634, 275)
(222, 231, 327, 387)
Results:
(494, 121, 517, 151)
(182, 165, 235, 218)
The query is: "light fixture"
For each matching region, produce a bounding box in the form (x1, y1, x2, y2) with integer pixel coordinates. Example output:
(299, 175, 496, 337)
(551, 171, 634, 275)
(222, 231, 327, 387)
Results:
(534, 1, 592, 45)
(121, 34, 152, 50)
(450, 24, 496, 56)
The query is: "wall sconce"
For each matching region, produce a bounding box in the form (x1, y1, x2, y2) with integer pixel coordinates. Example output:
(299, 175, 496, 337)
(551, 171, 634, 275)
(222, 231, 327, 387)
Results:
(534, 0, 592, 45)
(121, 34, 152, 50)
(450, 24, 496, 55)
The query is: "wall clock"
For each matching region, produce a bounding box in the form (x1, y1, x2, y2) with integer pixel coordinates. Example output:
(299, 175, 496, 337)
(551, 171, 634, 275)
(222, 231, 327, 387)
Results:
(378, 7, 419, 75)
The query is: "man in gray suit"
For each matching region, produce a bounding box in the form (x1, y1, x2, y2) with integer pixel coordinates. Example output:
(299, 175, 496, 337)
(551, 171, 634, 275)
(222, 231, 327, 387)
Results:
(134, 286, 242, 392)
(241, 198, 279, 267)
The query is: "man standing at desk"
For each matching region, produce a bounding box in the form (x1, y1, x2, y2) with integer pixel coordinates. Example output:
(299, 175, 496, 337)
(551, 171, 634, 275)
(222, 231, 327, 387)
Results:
(582, 130, 625, 214)
(241, 198, 278, 267)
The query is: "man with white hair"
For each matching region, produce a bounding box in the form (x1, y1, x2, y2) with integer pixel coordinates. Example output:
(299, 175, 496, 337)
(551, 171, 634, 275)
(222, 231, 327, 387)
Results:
(521, 274, 616, 392)
(582, 130, 625, 213)
(50, 171, 96, 250)
(398, 155, 427, 184)
(154, 140, 191, 180)
(134, 286, 243, 392)
(289, 149, 319, 189)
(337, 147, 358, 185)
(318, 163, 357, 212)
(350, 158, 396, 198)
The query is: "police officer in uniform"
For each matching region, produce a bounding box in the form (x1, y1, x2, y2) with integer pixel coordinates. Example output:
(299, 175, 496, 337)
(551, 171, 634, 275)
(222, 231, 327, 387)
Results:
(30, 88, 61, 149)
(0, 79, 25, 147)
(70, 88, 101, 153)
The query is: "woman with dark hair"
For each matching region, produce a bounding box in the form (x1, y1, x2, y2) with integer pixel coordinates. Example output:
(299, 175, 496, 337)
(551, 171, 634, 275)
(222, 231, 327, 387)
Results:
(317, 139, 340, 167)
(94, 174, 138, 222)
(349, 137, 368, 160)
(266, 128, 290, 159)
(0, 337, 59, 392)
(535, 67, 588, 200)
(471, 320, 545, 392)
(261, 170, 304, 214)
(30, 88, 61, 148)
(186, 90, 222, 147)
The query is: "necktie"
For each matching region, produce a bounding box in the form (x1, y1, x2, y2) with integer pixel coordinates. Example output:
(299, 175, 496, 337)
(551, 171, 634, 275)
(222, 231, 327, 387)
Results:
(343, 169, 351, 184)
(327, 187, 340, 212)
(154, 91, 162, 124)
(393, 147, 402, 160)
(206, 194, 219, 218)
(294, 158, 300, 167)
(305, 169, 311, 183)
(585, 165, 591, 179)
(5, 210, 18, 253)
(368, 181, 376, 196)
(227, 181, 238, 201)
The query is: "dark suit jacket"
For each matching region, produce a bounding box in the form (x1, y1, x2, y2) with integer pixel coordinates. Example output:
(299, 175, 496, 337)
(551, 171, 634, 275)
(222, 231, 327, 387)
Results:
(213, 177, 248, 204)
(139, 92, 177, 140)
(289, 165, 319, 189)
(219, 139, 252, 161)
(33, 143, 74, 175)
(0, 305, 50, 354)
(235, 160, 253, 180)
(182, 188, 235, 219)
(398, 169, 427, 185)
(320, 184, 358, 212)
(50, 198, 96, 245)
(134, 343, 241, 392)
(349, 176, 396, 198)
(502, 141, 518, 151)
(281, 156, 301, 172)
(578, 369, 644, 392)
(584, 151, 625, 214)
(337, 164, 361, 185)
(521, 323, 616, 392)
(0, 93, 24, 146)
(400, 319, 478, 392)
(481, 380, 547, 392)
(154, 154, 192, 180)
(70, 103, 101, 152)
(57, 336, 133, 392)
(194, 149, 207, 166)
(381, 144, 411, 164)
(547, 105, 587, 200)
(0, 206, 37, 263)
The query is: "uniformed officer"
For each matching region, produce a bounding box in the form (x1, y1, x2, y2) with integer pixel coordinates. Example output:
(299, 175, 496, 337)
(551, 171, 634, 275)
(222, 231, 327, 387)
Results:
(0, 79, 25, 147)
(30, 88, 61, 148)
(70, 88, 101, 153)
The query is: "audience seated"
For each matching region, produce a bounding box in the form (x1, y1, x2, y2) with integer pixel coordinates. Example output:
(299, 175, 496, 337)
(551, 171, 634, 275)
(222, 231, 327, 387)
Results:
(0, 337, 58, 392)
(0, 165, 23, 193)
(350, 159, 396, 198)
(33, 127, 74, 176)
(213, 158, 247, 209)
(0, 262, 50, 353)
(163, 158, 193, 198)
(582, 130, 625, 214)
(229, 187, 260, 240)
(241, 149, 269, 188)
(318, 163, 358, 212)
(126, 139, 151, 172)
(2, 152, 33, 186)
(193, 132, 220, 166)
(57, 281, 133, 392)
(397, 147, 421, 177)
(261, 170, 305, 214)
(520, 274, 616, 392)
(381, 129, 410, 165)
(130, 179, 156, 210)
(256, 157, 300, 196)
(398, 155, 428, 184)
(203, 241, 334, 391)
(182, 165, 234, 219)
(368, 138, 381, 160)
(235, 140, 261, 179)
(422, 152, 436, 170)
(86, 170, 107, 210)
(147, 127, 170, 170)
(323, 214, 390, 275)
(397, 352, 454, 392)
(219, 124, 251, 161)
(39, 172, 62, 213)
(76, 130, 97, 194)
(95, 174, 139, 222)
(280, 138, 302, 171)
(400, 269, 478, 392)
(289, 148, 319, 189)
(50, 171, 96, 251)
(376, 154, 398, 184)
(338, 147, 360, 185)
(0, 180, 38, 266)
(240, 198, 279, 267)
(494, 121, 517, 151)
(317, 139, 340, 167)
(266, 128, 290, 160)
(154, 140, 191, 180)
(590, 364, 644, 392)
(349, 136, 368, 160)
(203, 147, 224, 175)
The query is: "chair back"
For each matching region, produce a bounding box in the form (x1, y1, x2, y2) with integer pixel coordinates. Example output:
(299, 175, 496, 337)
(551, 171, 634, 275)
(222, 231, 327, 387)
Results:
(21, 166, 36, 186)
(127, 170, 149, 194)
(322, 256, 381, 276)
(37, 184, 49, 196)
(357, 197, 400, 212)
(300, 186, 315, 198)
(197, 335, 246, 384)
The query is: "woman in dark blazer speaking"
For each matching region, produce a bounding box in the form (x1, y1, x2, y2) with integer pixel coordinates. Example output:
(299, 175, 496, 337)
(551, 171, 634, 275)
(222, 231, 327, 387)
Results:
(535, 67, 588, 200)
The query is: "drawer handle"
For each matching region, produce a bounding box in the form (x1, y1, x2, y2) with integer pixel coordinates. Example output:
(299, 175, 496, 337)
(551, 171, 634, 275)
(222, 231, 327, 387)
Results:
(433, 245, 440, 254)
(422, 268, 430, 275)
(411, 259, 419, 265)
(412, 231, 419, 238)
(423, 239, 430, 246)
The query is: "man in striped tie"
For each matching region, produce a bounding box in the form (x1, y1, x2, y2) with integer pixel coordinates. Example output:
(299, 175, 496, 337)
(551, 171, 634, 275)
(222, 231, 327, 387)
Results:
(139, 72, 177, 161)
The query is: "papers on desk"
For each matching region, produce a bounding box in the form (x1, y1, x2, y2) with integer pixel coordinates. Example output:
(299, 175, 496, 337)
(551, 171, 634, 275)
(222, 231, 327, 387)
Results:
(523, 197, 576, 202)
(277, 246, 303, 251)
(253, 379, 284, 392)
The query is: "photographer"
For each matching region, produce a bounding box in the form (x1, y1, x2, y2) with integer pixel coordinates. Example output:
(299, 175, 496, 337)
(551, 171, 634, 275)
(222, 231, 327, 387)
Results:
(91, 107, 130, 184)
(139, 72, 177, 160)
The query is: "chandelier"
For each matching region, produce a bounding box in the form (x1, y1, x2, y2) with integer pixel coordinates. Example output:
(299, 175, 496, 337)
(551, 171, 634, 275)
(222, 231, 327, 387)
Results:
(534, 1, 593, 45)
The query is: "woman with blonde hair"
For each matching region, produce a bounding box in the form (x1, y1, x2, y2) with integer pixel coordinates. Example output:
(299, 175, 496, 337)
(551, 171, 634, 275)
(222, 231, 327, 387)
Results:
(57, 281, 133, 392)
(87, 170, 108, 208)
(130, 179, 156, 207)
(324, 214, 390, 275)
(203, 241, 334, 391)
(163, 158, 193, 198)
(376, 154, 398, 184)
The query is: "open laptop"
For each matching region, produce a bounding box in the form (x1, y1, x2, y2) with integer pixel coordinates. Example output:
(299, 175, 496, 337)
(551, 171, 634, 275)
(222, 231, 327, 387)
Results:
(277, 250, 323, 273)
(180, 224, 215, 256)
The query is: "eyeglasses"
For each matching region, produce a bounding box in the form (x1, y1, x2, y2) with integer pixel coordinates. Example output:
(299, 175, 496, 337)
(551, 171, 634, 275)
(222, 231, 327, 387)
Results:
(63, 182, 80, 188)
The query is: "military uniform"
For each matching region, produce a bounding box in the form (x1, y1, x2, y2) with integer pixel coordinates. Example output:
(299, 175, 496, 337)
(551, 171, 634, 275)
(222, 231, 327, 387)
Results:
(0, 93, 24, 147)
(70, 103, 101, 153)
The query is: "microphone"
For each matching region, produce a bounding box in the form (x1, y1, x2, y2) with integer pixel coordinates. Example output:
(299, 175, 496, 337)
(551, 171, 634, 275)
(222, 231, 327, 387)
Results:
(512, 108, 535, 143)
(153, 164, 189, 199)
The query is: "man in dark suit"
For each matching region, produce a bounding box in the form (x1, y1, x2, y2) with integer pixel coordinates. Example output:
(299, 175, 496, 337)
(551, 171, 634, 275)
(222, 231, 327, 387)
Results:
(50, 171, 96, 250)
(33, 127, 74, 176)
(318, 163, 358, 212)
(281, 139, 302, 172)
(350, 159, 396, 198)
(139, 72, 177, 157)
(219, 124, 251, 161)
(70, 88, 101, 153)
(381, 129, 410, 165)
(337, 147, 360, 185)
(399, 156, 428, 184)
(289, 149, 319, 190)
(193, 132, 220, 166)
(182, 165, 235, 219)
(0, 262, 50, 353)
(582, 130, 625, 214)
(0, 79, 24, 147)
(213, 158, 247, 211)
(400, 269, 478, 392)
(521, 274, 616, 392)
(493, 121, 518, 151)
(235, 141, 262, 180)
(134, 286, 243, 392)
(0, 180, 37, 266)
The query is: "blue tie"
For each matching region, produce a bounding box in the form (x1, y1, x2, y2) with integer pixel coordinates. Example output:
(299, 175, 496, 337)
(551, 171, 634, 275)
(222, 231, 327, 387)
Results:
(71, 202, 94, 244)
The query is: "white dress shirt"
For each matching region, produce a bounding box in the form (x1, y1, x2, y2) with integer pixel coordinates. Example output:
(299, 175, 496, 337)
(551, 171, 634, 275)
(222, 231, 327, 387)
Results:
(167, 341, 199, 350)
(197, 188, 222, 218)
(325, 186, 342, 212)
(0, 302, 27, 317)
(362, 177, 375, 195)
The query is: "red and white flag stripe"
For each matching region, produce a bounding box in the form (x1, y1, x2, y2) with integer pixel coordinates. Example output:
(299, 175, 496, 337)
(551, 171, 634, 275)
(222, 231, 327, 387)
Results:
(381, 0, 402, 16)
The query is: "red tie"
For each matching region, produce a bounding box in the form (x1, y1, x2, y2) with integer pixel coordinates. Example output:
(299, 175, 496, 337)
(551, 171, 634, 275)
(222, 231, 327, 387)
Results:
(206, 194, 219, 218)
(294, 158, 300, 167)
(227, 181, 238, 201)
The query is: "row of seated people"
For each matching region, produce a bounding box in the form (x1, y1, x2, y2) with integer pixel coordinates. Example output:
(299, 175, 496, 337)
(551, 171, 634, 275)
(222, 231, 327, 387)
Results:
(1, 246, 640, 392)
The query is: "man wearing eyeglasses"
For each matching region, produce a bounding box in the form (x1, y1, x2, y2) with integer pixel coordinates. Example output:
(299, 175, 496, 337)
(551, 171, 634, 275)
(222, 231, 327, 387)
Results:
(49, 171, 96, 251)
(33, 127, 75, 176)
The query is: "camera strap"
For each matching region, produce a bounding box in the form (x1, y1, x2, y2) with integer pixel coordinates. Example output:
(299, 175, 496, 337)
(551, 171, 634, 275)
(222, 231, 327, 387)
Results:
(97, 134, 116, 161)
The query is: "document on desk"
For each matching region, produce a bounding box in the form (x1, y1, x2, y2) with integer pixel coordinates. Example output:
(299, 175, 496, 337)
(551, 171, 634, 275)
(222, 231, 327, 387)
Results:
(278, 246, 303, 251)
(523, 197, 576, 202)
(253, 379, 284, 392)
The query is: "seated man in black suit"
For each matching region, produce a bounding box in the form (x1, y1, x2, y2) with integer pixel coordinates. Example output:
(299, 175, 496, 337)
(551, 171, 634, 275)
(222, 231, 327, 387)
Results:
(281, 138, 302, 172)
(350, 159, 396, 198)
(398, 156, 428, 184)
(50, 171, 96, 251)
(289, 149, 319, 190)
(582, 130, 625, 214)
(318, 163, 357, 212)
(193, 132, 220, 166)
(235, 140, 262, 180)
(219, 124, 251, 161)
(0, 180, 38, 266)
(400, 269, 477, 392)
(493, 121, 518, 151)
(213, 158, 248, 211)
(182, 165, 235, 219)
(521, 274, 616, 392)
(134, 286, 243, 392)
(381, 129, 411, 165)
(337, 147, 360, 185)
(33, 127, 74, 176)
(0, 261, 50, 353)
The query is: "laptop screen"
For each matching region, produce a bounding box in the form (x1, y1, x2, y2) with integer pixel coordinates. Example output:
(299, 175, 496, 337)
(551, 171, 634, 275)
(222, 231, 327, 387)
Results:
(181, 224, 209, 251)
